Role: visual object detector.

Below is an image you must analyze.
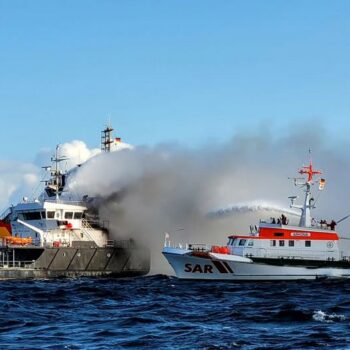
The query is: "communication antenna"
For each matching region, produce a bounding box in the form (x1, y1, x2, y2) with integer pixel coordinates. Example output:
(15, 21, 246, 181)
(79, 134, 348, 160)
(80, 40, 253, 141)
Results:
(101, 124, 114, 152)
(49, 145, 68, 201)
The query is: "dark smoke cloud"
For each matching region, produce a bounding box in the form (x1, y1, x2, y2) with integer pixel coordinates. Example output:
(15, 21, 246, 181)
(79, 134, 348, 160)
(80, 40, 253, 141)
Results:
(67, 123, 350, 274)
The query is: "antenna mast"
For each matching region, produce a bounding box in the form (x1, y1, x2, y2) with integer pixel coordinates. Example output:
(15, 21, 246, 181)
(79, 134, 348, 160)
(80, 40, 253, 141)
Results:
(290, 155, 322, 227)
(46, 145, 68, 201)
(101, 125, 114, 152)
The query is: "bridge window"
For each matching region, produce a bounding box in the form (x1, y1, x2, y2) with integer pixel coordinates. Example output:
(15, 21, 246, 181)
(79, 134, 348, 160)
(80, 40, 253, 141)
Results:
(248, 240, 254, 247)
(47, 211, 55, 219)
(270, 240, 276, 247)
(65, 212, 73, 219)
(279, 240, 285, 247)
(41, 211, 46, 219)
(74, 212, 83, 219)
(228, 238, 235, 245)
(288, 240, 294, 247)
(22, 212, 41, 220)
(274, 232, 284, 237)
(305, 241, 311, 247)
(239, 239, 247, 246)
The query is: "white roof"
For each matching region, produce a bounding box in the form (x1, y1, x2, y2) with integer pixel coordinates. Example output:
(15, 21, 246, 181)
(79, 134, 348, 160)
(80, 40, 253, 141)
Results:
(13, 200, 87, 212)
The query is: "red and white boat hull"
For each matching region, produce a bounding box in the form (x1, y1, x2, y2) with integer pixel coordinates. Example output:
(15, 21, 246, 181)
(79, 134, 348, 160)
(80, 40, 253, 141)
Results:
(163, 247, 350, 281)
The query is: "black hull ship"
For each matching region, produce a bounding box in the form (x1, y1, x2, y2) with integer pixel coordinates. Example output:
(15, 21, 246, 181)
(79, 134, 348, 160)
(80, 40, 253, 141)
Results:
(0, 243, 149, 279)
(0, 127, 150, 279)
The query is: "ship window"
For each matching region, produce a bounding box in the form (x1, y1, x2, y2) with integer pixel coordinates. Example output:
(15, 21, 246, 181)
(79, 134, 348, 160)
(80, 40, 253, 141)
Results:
(274, 232, 284, 237)
(270, 240, 276, 247)
(65, 212, 73, 219)
(23, 212, 41, 220)
(279, 240, 285, 247)
(248, 240, 254, 247)
(305, 240, 311, 247)
(288, 240, 294, 247)
(239, 239, 247, 246)
(41, 211, 46, 219)
(47, 211, 55, 219)
(74, 212, 83, 219)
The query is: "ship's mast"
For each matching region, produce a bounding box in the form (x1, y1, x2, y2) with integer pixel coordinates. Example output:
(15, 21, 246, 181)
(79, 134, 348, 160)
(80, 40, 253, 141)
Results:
(48, 145, 68, 201)
(101, 125, 114, 152)
(290, 159, 322, 227)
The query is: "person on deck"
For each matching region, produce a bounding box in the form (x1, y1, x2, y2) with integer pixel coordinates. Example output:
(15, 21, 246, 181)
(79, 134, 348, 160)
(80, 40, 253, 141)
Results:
(281, 214, 288, 225)
(328, 220, 337, 231)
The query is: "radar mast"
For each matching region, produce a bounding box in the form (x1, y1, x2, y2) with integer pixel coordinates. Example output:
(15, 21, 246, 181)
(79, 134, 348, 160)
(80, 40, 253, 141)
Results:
(290, 155, 322, 227)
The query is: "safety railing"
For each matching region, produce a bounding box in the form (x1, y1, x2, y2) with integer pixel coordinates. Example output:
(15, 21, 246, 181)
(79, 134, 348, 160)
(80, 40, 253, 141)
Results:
(0, 260, 35, 269)
(164, 240, 211, 251)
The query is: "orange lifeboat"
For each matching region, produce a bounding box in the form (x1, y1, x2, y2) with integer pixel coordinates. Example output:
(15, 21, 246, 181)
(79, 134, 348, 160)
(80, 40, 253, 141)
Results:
(0, 220, 12, 238)
(5, 236, 32, 246)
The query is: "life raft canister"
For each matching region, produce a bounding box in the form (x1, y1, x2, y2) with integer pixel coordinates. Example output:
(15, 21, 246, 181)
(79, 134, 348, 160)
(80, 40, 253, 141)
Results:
(211, 246, 229, 254)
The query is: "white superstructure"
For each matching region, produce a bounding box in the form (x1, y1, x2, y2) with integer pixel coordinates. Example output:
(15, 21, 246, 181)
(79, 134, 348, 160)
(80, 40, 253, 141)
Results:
(0, 145, 108, 249)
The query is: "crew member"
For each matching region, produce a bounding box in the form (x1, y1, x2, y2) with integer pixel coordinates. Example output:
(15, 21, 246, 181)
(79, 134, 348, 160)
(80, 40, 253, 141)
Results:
(328, 220, 337, 231)
(281, 214, 288, 225)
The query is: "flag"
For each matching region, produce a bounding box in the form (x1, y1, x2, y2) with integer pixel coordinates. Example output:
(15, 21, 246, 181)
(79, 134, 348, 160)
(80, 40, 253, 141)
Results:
(319, 178, 326, 191)
(164, 232, 170, 239)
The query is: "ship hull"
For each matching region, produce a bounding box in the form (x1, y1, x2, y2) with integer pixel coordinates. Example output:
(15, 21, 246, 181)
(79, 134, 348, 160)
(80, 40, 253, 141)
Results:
(0, 244, 150, 280)
(163, 248, 350, 281)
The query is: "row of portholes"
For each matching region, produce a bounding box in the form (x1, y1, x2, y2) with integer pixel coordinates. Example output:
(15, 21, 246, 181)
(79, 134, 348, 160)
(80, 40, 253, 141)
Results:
(61, 252, 112, 258)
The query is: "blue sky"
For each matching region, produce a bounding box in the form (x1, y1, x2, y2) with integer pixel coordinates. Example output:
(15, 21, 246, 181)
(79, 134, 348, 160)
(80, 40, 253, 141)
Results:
(1, 1, 350, 161)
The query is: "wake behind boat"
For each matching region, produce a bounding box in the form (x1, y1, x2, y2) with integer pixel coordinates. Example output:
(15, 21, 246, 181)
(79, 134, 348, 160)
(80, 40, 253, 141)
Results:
(163, 158, 350, 280)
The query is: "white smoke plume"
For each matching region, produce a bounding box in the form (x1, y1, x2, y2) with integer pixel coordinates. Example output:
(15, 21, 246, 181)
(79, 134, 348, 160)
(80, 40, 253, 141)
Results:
(0, 140, 101, 211)
(66, 123, 350, 274)
(0, 161, 40, 211)
(58, 139, 133, 170)
(59, 140, 101, 170)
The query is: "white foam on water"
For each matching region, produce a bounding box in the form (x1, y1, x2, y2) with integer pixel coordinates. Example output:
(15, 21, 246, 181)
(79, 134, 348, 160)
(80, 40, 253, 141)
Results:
(313, 310, 346, 323)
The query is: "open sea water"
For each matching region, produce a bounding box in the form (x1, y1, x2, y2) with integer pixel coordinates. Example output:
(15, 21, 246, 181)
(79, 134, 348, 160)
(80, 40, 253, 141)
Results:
(1, 276, 350, 349)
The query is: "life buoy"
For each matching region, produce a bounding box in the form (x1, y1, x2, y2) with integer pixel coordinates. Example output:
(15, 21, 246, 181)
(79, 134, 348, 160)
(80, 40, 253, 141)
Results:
(327, 241, 334, 249)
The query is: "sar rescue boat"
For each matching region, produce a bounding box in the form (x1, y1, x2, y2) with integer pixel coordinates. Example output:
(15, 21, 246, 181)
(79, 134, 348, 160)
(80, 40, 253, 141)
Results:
(163, 159, 350, 280)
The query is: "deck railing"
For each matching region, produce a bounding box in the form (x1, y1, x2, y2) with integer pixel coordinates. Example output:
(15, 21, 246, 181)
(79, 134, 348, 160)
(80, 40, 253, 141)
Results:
(0, 260, 36, 269)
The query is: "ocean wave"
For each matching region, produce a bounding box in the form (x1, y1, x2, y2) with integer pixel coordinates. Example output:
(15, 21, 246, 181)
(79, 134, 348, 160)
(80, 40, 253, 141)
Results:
(312, 310, 346, 323)
(1, 278, 350, 348)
